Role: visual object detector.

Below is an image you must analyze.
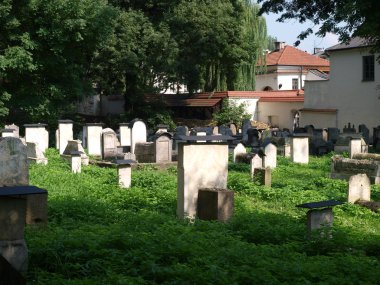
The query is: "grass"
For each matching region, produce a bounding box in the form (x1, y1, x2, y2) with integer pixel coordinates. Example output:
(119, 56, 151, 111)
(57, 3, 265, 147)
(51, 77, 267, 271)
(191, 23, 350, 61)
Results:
(26, 149, 380, 284)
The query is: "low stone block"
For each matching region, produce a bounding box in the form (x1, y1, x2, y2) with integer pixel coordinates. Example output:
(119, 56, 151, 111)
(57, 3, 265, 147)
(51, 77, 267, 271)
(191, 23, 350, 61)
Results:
(0, 197, 26, 241)
(118, 165, 132, 188)
(197, 188, 234, 221)
(348, 174, 371, 203)
(307, 208, 333, 233)
(253, 167, 271, 187)
(26, 194, 48, 225)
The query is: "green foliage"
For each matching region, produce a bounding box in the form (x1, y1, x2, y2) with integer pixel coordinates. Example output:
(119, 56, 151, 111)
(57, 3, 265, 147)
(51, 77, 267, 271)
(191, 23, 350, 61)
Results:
(213, 99, 251, 127)
(26, 150, 380, 284)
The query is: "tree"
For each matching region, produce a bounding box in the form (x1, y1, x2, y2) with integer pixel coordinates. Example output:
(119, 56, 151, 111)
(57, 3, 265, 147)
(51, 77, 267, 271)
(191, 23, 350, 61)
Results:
(213, 99, 251, 127)
(258, 0, 380, 53)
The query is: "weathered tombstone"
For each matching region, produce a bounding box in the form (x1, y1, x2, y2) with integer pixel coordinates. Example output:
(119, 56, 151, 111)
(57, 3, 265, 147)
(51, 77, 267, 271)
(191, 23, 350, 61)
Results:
(197, 188, 234, 221)
(233, 143, 246, 163)
(24, 123, 49, 152)
(70, 151, 82, 174)
(291, 136, 309, 164)
(343, 123, 356, 133)
(177, 142, 228, 218)
(101, 128, 118, 161)
(327, 128, 340, 144)
(212, 126, 219, 135)
(253, 167, 271, 187)
(348, 174, 371, 203)
(4, 124, 19, 138)
(358, 124, 369, 144)
(86, 123, 103, 156)
(26, 142, 48, 165)
(242, 119, 251, 141)
(119, 123, 131, 150)
(134, 142, 155, 163)
(62, 140, 89, 165)
(250, 154, 263, 178)
(219, 125, 233, 136)
(154, 132, 172, 163)
(1, 129, 15, 138)
(263, 142, 277, 169)
(349, 138, 362, 159)
(229, 123, 237, 135)
(130, 119, 147, 154)
(124, 152, 136, 161)
(247, 128, 260, 147)
(58, 120, 73, 155)
(116, 160, 135, 188)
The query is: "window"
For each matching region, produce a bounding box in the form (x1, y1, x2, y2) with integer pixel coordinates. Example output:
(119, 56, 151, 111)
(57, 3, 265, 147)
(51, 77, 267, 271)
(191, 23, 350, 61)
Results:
(363, 55, 374, 81)
(268, 115, 279, 127)
(292, 78, 298, 90)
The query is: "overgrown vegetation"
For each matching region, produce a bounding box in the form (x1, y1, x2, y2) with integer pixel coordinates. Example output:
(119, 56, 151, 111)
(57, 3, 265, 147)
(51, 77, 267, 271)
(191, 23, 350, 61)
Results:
(26, 149, 380, 284)
(213, 99, 251, 128)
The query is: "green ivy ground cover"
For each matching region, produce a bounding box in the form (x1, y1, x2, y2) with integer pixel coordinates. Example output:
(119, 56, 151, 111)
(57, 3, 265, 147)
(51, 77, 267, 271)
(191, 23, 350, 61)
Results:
(26, 149, 380, 284)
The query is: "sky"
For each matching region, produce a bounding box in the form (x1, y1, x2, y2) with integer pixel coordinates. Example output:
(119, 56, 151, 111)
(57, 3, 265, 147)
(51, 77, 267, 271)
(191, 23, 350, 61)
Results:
(263, 12, 340, 54)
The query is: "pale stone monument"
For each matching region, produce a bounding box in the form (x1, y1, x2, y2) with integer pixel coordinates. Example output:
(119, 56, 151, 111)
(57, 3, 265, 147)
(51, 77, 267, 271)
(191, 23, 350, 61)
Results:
(62, 140, 89, 165)
(1, 129, 15, 138)
(86, 123, 103, 156)
(119, 123, 131, 149)
(4, 124, 19, 138)
(250, 154, 263, 178)
(233, 143, 246, 163)
(263, 142, 277, 169)
(58, 120, 73, 154)
(154, 132, 172, 163)
(349, 138, 363, 159)
(101, 128, 119, 160)
(70, 151, 82, 174)
(24, 123, 49, 152)
(26, 142, 48, 165)
(291, 136, 309, 164)
(348, 174, 371, 203)
(116, 160, 135, 188)
(177, 142, 228, 218)
(130, 119, 147, 154)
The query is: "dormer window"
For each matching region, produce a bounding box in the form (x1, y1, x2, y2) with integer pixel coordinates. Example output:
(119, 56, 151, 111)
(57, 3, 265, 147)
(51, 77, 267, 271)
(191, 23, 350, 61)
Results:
(292, 78, 298, 90)
(362, 55, 374, 81)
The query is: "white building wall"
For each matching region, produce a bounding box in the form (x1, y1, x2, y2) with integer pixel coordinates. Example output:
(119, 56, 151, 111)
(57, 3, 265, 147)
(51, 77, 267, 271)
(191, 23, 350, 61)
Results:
(277, 73, 306, 90)
(255, 73, 277, 91)
(228, 98, 259, 120)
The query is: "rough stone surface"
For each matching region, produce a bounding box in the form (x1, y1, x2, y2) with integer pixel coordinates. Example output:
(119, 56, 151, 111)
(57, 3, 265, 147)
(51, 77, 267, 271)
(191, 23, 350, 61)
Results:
(233, 143, 246, 163)
(0, 138, 28, 186)
(87, 125, 103, 156)
(26, 142, 48, 165)
(177, 143, 228, 218)
(118, 165, 131, 188)
(263, 143, 277, 169)
(62, 140, 89, 165)
(197, 188, 234, 221)
(307, 208, 333, 233)
(135, 142, 155, 163)
(349, 138, 362, 159)
(291, 137, 309, 164)
(348, 174, 371, 203)
(0, 239, 28, 273)
(0, 197, 26, 241)
(250, 154, 263, 178)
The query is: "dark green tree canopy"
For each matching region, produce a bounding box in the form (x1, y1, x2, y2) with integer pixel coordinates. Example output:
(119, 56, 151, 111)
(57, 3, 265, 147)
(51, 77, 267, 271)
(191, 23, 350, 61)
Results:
(258, 0, 380, 52)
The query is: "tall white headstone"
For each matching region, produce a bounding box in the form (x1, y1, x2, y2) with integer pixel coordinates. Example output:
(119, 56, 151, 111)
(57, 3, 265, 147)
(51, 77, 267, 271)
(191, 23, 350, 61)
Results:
(349, 138, 362, 159)
(86, 123, 103, 156)
(177, 142, 228, 218)
(233, 143, 246, 163)
(291, 136, 309, 164)
(24, 124, 49, 153)
(263, 143, 277, 169)
(130, 120, 147, 154)
(58, 120, 73, 155)
(348, 174, 371, 203)
(119, 123, 131, 148)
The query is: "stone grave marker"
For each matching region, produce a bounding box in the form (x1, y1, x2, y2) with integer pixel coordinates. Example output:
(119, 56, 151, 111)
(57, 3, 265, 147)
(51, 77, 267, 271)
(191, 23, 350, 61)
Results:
(102, 128, 119, 161)
(233, 143, 246, 163)
(263, 142, 277, 169)
(247, 128, 260, 147)
(26, 142, 48, 165)
(119, 123, 131, 150)
(349, 138, 362, 159)
(130, 119, 147, 154)
(177, 142, 228, 218)
(197, 188, 234, 221)
(1, 129, 15, 138)
(154, 132, 172, 163)
(134, 142, 155, 163)
(58, 120, 73, 154)
(70, 151, 82, 174)
(250, 154, 263, 178)
(116, 160, 135, 188)
(348, 174, 371, 203)
(343, 123, 356, 133)
(24, 123, 49, 153)
(62, 140, 89, 165)
(4, 124, 19, 138)
(291, 136, 309, 164)
(327, 128, 340, 143)
(86, 123, 103, 156)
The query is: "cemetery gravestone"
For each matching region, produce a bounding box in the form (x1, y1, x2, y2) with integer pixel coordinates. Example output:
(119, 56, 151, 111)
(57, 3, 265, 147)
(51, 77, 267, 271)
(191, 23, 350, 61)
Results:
(242, 119, 250, 141)
(156, 124, 169, 133)
(102, 128, 118, 161)
(86, 123, 103, 156)
(116, 160, 135, 188)
(349, 138, 362, 159)
(119, 123, 131, 149)
(24, 124, 49, 152)
(219, 125, 233, 136)
(291, 136, 309, 164)
(26, 142, 48, 165)
(197, 188, 234, 221)
(154, 133, 172, 163)
(130, 119, 147, 154)
(229, 123, 237, 135)
(70, 151, 82, 174)
(250, 154, 263, 178)
(1, 129, 15, 138)
(62, 140, 89, 165)
(233, 143, 246, 163)
(177, 142, 228, 218)
(263, 142, 277, 169)
(58, 120, 73, 155)
(4, 124, 19, 138)
(253, 168, 271, 187)
(348, 174, 371, 203)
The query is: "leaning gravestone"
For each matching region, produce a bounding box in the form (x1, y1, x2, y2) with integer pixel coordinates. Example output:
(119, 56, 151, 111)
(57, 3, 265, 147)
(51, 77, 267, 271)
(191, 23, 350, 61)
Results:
(233, 143, 246, 163)
(263, 142, 277, 169)
(348, 174, 371, 203)
(177, 141, 228, 218)
(130, 119, 147, 154)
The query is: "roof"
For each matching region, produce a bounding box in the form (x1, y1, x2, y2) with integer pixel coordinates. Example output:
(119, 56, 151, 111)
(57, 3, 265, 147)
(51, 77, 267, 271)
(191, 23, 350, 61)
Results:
(300, 108, 337, 113)
(263, 45, 330, 67)
(145, 90, 304, 106)
(305, 69, 329, 81)
(327, 37, 374, 52)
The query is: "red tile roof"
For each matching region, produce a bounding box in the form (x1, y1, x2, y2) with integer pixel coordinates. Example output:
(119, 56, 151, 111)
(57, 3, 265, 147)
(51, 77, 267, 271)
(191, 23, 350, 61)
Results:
(264, 45, 330, 67)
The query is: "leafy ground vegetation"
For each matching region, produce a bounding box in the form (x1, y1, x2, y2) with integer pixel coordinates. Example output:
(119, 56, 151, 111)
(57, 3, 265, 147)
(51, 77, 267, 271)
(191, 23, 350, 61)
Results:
(27, 149, 380, 284)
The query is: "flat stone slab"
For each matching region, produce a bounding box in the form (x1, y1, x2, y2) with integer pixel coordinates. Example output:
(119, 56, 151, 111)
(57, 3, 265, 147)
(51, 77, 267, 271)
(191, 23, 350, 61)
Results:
(296, 200, 344, 209)
(0, 186, 47, 196)
(176, 135, 234, 142)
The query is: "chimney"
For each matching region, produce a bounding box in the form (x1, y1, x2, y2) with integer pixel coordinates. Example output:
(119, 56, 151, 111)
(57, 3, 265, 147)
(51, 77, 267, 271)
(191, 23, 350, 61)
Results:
(313, 47, 323, 54)
(274, 41, 285, 51)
